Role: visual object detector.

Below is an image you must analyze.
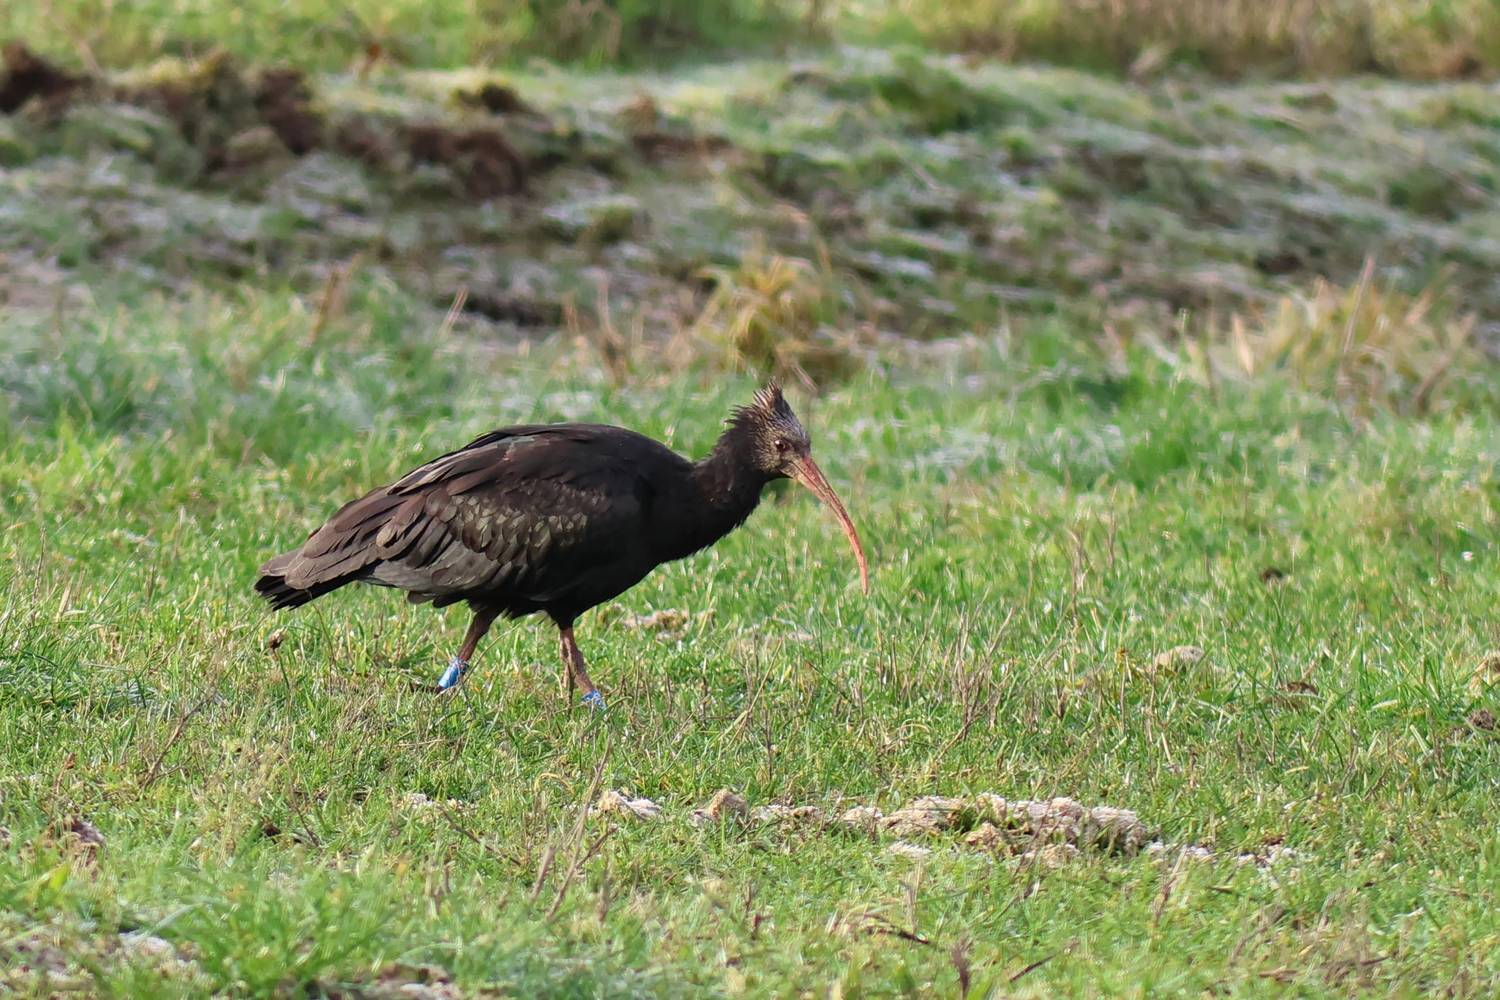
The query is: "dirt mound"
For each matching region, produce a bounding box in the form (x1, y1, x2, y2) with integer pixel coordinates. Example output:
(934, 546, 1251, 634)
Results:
(404, 122, 527, 197)
(118, 54, 324, 171)
(454, 80, 533, 115)
(253, 67, 321, 154)
(0, 43, 87, 114)
(1, 47, 533, 197)
(621, 94, 735, 161)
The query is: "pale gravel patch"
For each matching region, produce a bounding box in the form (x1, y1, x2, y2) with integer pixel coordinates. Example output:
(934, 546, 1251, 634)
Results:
(400, 791, 470, 814)
(690, 789, 748, 826)
(594, 789, 664, 820)
(1150, 644, 1207, 674)
(1019, 843, 1080, 868)
(750, 803, 828, 826)
(599, 606, 710, 642)
(838, 805, 883, 834)
(880, 795, 970, 837)
(885, 841, 933, 859)
(600, 788, 1195, 865)
(1144, 840, 1305, 870)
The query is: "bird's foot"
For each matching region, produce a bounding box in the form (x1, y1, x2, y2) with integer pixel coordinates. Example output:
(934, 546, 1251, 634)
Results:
(435, 656, 468, 692)
(580, 689, 606, 712)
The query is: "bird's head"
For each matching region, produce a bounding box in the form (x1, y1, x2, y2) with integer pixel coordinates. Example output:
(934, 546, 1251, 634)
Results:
(729, 383, 870, 595)
(732, 382, 812, 477)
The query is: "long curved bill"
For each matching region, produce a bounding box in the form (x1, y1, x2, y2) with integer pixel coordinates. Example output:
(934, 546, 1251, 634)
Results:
(790, 456, 871, 595)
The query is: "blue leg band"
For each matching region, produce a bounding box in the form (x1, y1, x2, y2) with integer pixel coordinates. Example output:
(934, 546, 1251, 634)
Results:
(581, 690, 606, 711)
(437, 656, 467, 691)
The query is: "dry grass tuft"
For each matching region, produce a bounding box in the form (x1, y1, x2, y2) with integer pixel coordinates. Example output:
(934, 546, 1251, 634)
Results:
(1190, 260, 1487, 417)
(692, 243, 870, 392)
(1468, 651, 1500, 699)
(893, 0, 1500, 80)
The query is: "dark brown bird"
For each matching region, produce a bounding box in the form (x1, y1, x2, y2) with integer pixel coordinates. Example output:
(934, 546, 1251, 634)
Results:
(254, 384, 869, 707)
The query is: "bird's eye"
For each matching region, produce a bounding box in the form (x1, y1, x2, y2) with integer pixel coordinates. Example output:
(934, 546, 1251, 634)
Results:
(773, 438, 790, 453)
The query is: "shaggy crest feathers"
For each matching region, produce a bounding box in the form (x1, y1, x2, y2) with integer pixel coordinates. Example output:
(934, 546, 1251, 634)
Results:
(730, 381, 800, 431)
(752, 382, 789, 416)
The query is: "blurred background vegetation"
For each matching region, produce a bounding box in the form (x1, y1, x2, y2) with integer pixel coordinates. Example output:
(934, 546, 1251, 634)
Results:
(4, 0, 1499, 77)
(4, 0, 1499, 410)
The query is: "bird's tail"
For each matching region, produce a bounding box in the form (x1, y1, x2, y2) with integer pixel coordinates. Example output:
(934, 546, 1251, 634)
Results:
(254, 551, 357, 610)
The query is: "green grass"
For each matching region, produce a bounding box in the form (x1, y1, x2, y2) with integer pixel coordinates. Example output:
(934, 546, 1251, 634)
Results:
(3, 28, 1500, 1000)
(0, 0, 806, 70)
(2, 278, 1498, 995)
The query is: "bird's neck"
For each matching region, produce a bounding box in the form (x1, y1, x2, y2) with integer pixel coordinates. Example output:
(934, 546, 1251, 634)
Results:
(670, 432, 772, 554)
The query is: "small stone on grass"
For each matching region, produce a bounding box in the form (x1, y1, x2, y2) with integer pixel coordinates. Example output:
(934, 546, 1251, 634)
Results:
(595, 789, 663, 820)
(691, 788, 748, 826)
(1151, 645, 1206, 673)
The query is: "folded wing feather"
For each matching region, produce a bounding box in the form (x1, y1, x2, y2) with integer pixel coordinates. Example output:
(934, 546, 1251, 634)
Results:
(270, 426, 648, 607)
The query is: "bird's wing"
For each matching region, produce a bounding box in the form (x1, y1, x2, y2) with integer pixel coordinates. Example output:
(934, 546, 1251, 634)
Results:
(279, 426, 653, 603)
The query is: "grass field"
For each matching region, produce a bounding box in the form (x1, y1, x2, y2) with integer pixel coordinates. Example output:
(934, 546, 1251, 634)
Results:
(3, 25, 1500, 1000)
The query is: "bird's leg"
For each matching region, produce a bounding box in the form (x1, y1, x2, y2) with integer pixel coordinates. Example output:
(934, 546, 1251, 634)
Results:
(558, 630, 575, 698)
(558, 626, 604, 710)
(436, 607, 499, 691)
